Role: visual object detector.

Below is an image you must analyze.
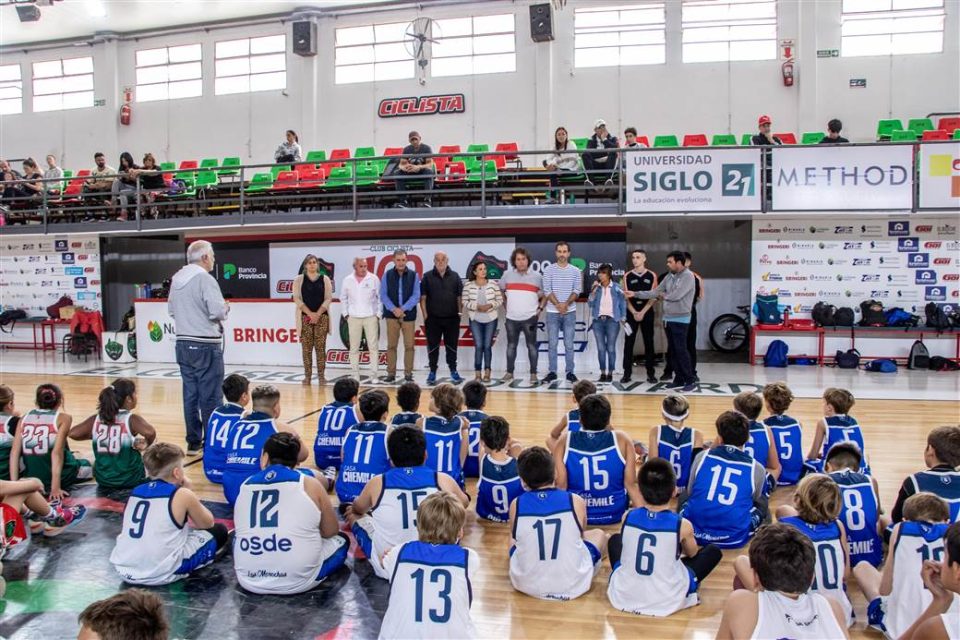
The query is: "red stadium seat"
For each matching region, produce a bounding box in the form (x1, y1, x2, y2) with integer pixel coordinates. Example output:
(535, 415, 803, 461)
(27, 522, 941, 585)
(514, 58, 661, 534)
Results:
(937, 117, 960, 133)
(433, 155, 449, 175)
(682, 134, 708, 147)
(273, 170, 300, 190)
(383, 147, 403, 156)
(437, 161, 466, 183)
(178, 160, 198, 170)
(298, 166, 324, 188)
(495, 142, 519, 160)
(438, 145, 461, 156)
(637, 135, 650, 147)
(484, 153, 507, 169)
(922, 129, 951, 141)
(75, 169, 91, 177)
(774, 132, 797, 145)
(329, 149, 350, 161)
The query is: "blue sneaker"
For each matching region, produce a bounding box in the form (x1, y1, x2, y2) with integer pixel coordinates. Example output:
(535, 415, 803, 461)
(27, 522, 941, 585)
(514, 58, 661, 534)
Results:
(450, 371, 463, 384)
(426, 371, 437, 385)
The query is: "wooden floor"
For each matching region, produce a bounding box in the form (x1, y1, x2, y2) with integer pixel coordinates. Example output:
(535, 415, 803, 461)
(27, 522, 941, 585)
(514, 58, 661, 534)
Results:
(3, 371, 957, 639)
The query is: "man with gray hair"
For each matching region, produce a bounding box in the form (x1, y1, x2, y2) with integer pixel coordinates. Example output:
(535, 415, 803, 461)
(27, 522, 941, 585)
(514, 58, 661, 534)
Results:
(341, 256, 381, 381)
(419, 251, 463, 385)
(380, 248, 421, 382)
(168, 240, 229, 454)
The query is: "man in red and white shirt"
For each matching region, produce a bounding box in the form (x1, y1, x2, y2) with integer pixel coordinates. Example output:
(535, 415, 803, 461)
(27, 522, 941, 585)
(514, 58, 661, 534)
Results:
(341, 257, 381, 382)
(499, 247, 544, 383)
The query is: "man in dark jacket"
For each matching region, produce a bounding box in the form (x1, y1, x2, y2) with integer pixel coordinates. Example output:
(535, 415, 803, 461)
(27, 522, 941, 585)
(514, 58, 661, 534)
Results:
(380, 249, 421, 382)
(583, 119, 619, 189)
(420, 252, 463, 385)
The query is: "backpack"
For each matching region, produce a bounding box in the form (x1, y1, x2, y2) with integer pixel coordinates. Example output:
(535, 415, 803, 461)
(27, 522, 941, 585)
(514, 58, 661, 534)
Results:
(925, 303, 951, 330)
(756, 294, 782, 325)
(812, 301, 837, 327)
(0, 309, 26, 333)
(167, 178, 187, 196)
(859, 299, 886, 326)
(45, 295, 73, 319)
(885, 307, 919, 327)
(864, 359, 898, 373)
(764, 339, 789, 367)
(834, 307, 855, 326)
(929, 356, 960, 372)
(835, 348, 861, 369)
(908, 340, 930, 370)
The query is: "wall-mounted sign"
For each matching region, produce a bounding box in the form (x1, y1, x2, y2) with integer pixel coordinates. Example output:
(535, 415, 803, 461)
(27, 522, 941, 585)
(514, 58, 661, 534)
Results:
(378, 94, 465, 118)
(850, 78, 867, 88)
(817, 49, 839, 58)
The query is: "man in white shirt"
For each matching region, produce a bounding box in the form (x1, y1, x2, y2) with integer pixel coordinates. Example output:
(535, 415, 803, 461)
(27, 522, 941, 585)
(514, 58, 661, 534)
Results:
(340, 257, 381, 381)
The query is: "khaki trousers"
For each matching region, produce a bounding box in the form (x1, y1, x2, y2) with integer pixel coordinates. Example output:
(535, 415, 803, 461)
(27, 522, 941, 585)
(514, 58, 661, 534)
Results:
(385, 318, 416, 376)
(347, 315, 380, 380)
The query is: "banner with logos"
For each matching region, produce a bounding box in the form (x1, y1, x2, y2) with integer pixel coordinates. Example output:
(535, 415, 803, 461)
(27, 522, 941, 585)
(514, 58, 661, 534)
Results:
(525, 239, 628, 292)
(212, 241, 270, 298)
(771, 145, 914, 211)
(751, 217, 960, 319)
(0, 235, 102, 316)
(918, 142, 960, 210)
(626, 148, 761, 213)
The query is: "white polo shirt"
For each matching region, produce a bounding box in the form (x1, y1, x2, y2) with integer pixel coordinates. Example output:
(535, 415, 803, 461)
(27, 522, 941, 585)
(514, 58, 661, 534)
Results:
(341, 272, 381, 318)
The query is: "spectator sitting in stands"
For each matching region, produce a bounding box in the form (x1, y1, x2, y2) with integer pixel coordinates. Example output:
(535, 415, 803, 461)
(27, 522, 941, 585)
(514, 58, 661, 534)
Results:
(395, 130, 435, 209)
(135, 153, 167, 218)
(44, 155, 63, 196)
(543, 126, 579, 204)
(83, 152, 115, 198)
(274, 130, 303, 163)
(1, 159, 23, 203)
(112, 152, 139, 221)
(620, 127, 647, 170)
(583, 119, 618, 190)
(751, 115, 782, 146)
(17, 158, 44, 203)
(819, 119, 849, 144)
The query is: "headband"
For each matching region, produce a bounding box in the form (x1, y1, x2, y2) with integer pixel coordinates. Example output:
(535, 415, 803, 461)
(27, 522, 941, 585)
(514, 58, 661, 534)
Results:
(661, 408, 689, 422)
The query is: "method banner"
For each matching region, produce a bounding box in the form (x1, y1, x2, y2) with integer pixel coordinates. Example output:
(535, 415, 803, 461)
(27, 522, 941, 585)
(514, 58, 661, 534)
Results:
(625, 148, 761, 213)
(771, 145, 913, 211)
(918, 142, 960, 210)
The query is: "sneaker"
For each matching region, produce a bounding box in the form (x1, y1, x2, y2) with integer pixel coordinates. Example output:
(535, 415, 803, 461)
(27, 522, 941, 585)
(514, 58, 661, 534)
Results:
(659, 371, 673, 381)
(566, 373, 578, 383)
(426, 371, 437, 385)
(382, 374, 396, 383)
(44, 504, 87, 537)
(681, 383, 698, 393)
(26, 509, 45, 534)
(619, 374, 632, 384)
(664, 381, 684, 390)
(403, 374, 414, 382)
(450, 371, 463, 384)
(322, 466, 337, 491)
(646, 374, 658, 384)
(502, 372, 514, 382)
(186, 443, 202, 456)
(543, 372, 558, 383)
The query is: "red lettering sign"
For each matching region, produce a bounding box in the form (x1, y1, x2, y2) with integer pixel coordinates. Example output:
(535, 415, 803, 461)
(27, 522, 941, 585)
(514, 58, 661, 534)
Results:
(276, 280, 293, 294)
(378, 94, 466, 118)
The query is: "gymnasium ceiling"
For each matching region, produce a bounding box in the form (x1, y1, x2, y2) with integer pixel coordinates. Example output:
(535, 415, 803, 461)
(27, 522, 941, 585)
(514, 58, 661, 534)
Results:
(0, 0, 445, 47)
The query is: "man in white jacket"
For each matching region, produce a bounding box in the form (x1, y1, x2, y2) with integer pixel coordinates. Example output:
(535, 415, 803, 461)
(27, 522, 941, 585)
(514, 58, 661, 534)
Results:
(341, 257, 382, 381)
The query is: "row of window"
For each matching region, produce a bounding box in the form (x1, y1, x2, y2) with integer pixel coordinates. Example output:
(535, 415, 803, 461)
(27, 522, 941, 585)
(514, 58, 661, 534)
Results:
(0, 0, 947, 115)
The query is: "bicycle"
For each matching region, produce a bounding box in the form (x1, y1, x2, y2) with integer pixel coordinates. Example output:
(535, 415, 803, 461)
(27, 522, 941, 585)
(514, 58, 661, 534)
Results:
(709, 305, 751, 353)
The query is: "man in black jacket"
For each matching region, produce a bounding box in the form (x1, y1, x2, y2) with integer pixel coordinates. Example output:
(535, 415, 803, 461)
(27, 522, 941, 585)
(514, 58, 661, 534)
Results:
(583, 119, 619, 190)
(420, 252, 463, 385)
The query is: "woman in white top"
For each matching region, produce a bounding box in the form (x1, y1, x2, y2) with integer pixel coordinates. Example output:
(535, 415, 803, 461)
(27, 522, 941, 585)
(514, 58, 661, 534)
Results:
(463, 262, 503, 382)
(274, 130, 303, 164)
(543, 126, 580, 204)
(292, 254, 333, 384)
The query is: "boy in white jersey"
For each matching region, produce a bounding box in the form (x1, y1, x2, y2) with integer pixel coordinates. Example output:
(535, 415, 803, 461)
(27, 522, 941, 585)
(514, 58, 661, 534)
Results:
(348, 425, 468, 579)
(717, 523, 848, 640)
(379, 491, 479, 640)
(607, 458, 721, 616)
(111, 443, 229, 585)
(855, 493, 957, 639)
(900, 521, 960, 640)
(545, 380, 596, 451)
(234, 432, 348, 595)
(510, 446, 608, 600)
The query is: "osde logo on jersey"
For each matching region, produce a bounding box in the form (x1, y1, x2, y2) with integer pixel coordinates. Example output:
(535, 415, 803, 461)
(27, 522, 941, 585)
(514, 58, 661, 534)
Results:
(238, 533, 293, 555)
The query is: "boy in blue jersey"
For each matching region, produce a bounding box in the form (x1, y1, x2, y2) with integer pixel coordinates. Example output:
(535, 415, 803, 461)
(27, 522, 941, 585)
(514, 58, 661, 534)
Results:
(417, 384, 469, 488)
(337, 390, 392, 508)
(806, 388, 870, 475)
(607, 458, 721, 617)
(390, 381, 423, 427)
(892, 425, 960, 524)
(646, 394, 703, 492)
(761, 382, 805, 486)
(204, 374, 249, 484)
(681, 411, 768, 549)
(348, 425, 468, 580)
(825, 442, 885, 568)
(545, 380, 596, 451)
(733, 391, 780, 489)
(476, 416, 523, 522)
(556, 393, 642, 525)
(459, 380, 488, 479)
(314, 378, 360, 481)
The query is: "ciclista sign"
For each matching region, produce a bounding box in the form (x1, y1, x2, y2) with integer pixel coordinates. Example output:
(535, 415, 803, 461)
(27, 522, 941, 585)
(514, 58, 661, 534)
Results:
(378, 94, 465, 118)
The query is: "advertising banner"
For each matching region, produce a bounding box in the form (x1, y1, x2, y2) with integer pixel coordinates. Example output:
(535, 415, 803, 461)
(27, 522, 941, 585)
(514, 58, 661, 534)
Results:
(213, 241, 271, 298)
(918, 142, 960, 210)
(525, 238, 627, 292)
(771, 145, 914, 210)
(0, 235, 102, 316)
(625, 148, 761, 213)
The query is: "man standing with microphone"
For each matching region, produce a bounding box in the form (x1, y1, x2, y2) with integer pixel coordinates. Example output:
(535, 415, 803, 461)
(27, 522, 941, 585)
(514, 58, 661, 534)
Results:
(168, 240, 228, 455)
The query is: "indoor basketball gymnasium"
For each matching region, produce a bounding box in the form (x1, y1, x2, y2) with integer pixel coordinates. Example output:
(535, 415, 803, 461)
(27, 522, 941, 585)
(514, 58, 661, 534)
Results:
(1, 0, 959, 638)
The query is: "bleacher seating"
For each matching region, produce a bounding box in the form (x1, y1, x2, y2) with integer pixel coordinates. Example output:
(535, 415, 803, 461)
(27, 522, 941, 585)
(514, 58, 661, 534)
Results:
(937, 116, 960, 133)
(774, 132, 797, 144)
(653, 135, 679, 148)
(682, 134, 708, 147)
(876, 119, 904, 140)
(922, 129, 951, 141)
(890, 130, 918, 142)
(711, 134, 737, 146)
(801, 132, 825, 144)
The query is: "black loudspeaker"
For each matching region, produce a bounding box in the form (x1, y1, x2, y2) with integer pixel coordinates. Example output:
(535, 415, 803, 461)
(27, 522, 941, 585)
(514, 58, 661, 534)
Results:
(529, 3, 554, 42)
(292, 21, 317, 56)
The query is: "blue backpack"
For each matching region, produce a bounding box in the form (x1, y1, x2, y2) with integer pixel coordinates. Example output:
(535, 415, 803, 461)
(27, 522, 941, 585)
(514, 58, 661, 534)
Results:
(865, 359, 897, 373)
(885, 307, 918, 327)
(764, 339, 789, 367)
(755, 295, 782, 325)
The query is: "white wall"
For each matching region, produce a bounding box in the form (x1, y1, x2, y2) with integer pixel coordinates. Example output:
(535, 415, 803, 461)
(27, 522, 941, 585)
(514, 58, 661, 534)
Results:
(1, 0, 957, 169)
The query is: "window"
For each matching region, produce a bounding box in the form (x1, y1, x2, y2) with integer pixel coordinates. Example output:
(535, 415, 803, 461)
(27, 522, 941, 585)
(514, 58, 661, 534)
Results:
(0, 64, 22, 115)
(841, 0, 945, 57)
(574, 4, 666, 68)
(334, 21, 414, 84)
(432, 14, 516, 77)
(135, 44, 202, 102)
(215, 35, 285, 95)
(682, 0, 777, 63)
(32, 56, 94, 112)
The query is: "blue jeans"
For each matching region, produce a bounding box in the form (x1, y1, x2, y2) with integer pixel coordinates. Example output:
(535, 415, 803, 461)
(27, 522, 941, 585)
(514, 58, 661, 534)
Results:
(470, 319, 496, 371)
(546, 311, 576, 375)
(175, 340, 224, 447)
(592, 316, 620, 372)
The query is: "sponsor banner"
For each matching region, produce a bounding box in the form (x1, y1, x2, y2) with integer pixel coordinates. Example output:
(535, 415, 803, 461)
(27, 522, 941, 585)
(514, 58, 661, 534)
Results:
(752, 216, 960, 318)
(918, 142, 960, 209)
(102, 331, 137, 363)
(772, 145, 914, 210)
(213, 242, 271, 298)
(0, 235, 102, 317)
(378, 94, 465, 118)
(525, 238, 627, 292)
(626, 148, 761, 212)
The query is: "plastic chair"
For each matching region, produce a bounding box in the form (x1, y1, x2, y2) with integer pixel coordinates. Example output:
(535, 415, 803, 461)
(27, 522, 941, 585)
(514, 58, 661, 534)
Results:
(937, 117, 960, 133)
(354, 147, 376, 160)
(199, 158, 218, 170)
(774, 132, 797, 145)
(218, 157, 241, 177)
(159, 162, 176, 172)
(906, 118, 934, 136)
(890, 130, 918, 142)
(305, 150, 327, 165)
(270, 165, 291, 180)
(438, 145, 461, 156)
(876, 119, 904, 140)
(465, 159, 498, 183)
(711, 134, 738, 146)
(653, 135, 679, 148)
(572, 137, 589, 151)
(195, 171, 218, 189)
(801, 132, 825, 144)
(178, 160, 198, 171)
(741, 134, 754, 146)
(324, 165, 354, 189)
(922, 129, 951, 141)
(244, 173, 274, 193)
(682, 134, 708, 147)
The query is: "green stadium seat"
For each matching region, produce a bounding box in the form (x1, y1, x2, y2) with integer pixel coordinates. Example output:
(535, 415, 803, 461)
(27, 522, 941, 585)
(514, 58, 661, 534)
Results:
(465, 159, 498, 183)
(801, 132, 825, 144)
(572, 137, 589, 150)
(710, 134, 737, 146)
(62, 170, 73, 179)
(653, 135, 679, 148)
(218, 157, 240, 176)
(199, 158, 218, 170)
(195, 171, 218, 189)
(159, 162, 176, 172)
(907, 118, 934, 136)
(876, 119, 904, 140)
(890, 130, 918, 142)
(324, 165, 354, 188)
(954, 129, 960, 140)
(244, 173, 274, 193)
(466, 144, 489, 154)
(271, 165, 291, 180)
(355, 164, 380, 187)
(305, 150, 327, 165)
(354, 147, 376, 160)
(741, 134, 754, 146)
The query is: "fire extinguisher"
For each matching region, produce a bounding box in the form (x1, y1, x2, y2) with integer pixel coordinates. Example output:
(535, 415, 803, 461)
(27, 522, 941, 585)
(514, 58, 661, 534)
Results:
(120, 87, 132, 126)
(781, 60, 795, 87)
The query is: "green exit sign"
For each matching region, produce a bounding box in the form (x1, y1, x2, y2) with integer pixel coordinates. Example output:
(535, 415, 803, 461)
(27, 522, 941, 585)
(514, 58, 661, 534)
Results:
(817, 49, 839, 58)
(93, 98, 106, 107)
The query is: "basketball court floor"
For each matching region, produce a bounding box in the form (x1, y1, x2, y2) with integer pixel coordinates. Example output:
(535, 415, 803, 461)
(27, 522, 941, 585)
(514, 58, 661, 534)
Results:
(1, 353, 958, 639)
